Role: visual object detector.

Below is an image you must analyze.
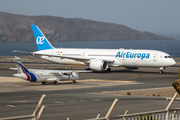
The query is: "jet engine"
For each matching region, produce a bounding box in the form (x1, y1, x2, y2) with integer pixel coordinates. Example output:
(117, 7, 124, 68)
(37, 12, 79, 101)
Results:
(89, 59, 108, 71)
(70, 72, 79, 80)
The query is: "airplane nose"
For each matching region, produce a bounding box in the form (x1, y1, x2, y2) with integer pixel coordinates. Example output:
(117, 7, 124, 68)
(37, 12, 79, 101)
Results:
(172, 59, 176, 65)
(170, 58, 176, 66)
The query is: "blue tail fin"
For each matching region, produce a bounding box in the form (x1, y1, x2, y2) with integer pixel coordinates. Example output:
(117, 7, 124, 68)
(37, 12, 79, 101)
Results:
(31, 24, 54, 51)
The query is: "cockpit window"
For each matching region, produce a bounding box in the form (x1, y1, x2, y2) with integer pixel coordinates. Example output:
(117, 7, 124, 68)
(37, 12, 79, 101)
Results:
(164, 56, 171, 58)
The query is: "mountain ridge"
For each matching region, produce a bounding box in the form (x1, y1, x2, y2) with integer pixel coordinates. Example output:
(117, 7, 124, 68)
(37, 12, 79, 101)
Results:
(0, 12, 174, 43)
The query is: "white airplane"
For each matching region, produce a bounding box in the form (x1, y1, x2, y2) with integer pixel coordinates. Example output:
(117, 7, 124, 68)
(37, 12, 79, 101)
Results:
(14, 24, 176, 74)
(10, 56, 91, 85)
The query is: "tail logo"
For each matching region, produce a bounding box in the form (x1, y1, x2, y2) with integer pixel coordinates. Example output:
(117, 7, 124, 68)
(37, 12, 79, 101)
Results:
(36, 36, 45, 44)
(31, 24, 54, 50)
(18, 63, 37, 82)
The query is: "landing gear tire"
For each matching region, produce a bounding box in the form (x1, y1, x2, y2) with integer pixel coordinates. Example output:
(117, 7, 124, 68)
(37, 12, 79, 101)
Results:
(106, 68, 111, 72)
(42, 82, 46, 85)
(54, 81, 59, 85)
(73, 80, 76, 83)
(85, 68, 92, 70)
(159, 67, 165, 74)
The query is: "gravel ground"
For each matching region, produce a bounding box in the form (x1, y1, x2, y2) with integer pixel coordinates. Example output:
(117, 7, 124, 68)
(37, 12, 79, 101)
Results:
(96, 87, 180, 98)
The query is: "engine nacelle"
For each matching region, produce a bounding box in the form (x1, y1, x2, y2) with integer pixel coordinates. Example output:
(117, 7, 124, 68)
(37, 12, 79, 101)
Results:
(70, 72, 79, 80)
(89, 59, 108, 71)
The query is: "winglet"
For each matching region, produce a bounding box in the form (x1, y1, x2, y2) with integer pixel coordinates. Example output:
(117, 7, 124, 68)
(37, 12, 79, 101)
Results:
(31, 24, 54, 51)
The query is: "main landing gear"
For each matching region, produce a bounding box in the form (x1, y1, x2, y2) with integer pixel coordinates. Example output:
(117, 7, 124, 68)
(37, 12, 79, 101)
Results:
(42, 81, 59, 85)
(159, 67, 165, 74)
(54, 81, 59, 85)
(106, 68, 111, 72)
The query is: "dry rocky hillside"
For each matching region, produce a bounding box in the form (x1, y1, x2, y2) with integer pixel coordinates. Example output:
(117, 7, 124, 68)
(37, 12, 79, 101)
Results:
(0, 12, 173, 42)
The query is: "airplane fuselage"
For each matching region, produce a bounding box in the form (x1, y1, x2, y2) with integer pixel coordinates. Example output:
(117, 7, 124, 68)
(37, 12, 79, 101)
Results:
(34, 48, 175, 68)
(14, 69, 79, 83)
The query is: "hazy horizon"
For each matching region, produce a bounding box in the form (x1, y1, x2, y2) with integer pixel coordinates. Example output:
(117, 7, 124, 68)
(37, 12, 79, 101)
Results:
(0, 0, 179, 34)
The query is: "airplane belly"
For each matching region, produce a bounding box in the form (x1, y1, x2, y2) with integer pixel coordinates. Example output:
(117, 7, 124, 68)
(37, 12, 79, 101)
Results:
(120, 58, 162, 67)
(119, 58, 140, 67)
(38, 74, 62, 82)
(135, 60, 160, 67)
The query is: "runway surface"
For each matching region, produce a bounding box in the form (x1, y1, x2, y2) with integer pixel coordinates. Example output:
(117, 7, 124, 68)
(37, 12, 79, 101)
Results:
(0, 66, 179, 120)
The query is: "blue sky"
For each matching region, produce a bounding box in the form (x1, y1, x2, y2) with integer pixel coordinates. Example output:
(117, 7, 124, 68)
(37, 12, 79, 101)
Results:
(0, 0, 180, 34)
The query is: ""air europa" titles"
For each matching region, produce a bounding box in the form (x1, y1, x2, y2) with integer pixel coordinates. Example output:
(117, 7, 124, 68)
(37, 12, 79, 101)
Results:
(116, 51, 150, 60)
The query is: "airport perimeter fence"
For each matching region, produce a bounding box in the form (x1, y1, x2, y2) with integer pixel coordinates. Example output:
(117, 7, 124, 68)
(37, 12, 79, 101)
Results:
(0, 93, 179, 120)
(0, 94, 46, 120)
(93, 109, 180, 120)
(87, 93, 180, 120)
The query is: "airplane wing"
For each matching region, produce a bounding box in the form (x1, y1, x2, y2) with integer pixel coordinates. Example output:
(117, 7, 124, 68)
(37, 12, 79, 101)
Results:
(61, 70, 93, 73)
(13, 50, 114, 63)
(47, 70, 92, 75)
(47, 72, 63, 75)
(13, 50, 90, 62)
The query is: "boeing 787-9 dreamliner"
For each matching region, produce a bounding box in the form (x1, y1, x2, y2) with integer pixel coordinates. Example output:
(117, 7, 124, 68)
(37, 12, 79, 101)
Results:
(14, 24, 176, 73)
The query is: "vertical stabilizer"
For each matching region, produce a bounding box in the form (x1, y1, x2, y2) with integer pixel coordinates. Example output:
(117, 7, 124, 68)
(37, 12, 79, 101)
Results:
(14, 56, 29, 74)
(17, 62, 29, 74)
(31, 24, 54, 51)
(14, 56, 37, 82)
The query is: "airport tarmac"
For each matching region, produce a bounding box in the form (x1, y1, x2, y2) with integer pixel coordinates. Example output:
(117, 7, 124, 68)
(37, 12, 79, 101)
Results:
(0, 64, 180, 119)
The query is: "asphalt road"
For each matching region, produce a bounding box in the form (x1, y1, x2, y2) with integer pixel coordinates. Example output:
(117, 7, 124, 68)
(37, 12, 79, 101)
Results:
(0, 66, 179, 120)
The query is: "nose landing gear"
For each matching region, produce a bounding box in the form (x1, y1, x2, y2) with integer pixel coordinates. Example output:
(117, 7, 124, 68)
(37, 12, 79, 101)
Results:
(159, 67, 166, 74)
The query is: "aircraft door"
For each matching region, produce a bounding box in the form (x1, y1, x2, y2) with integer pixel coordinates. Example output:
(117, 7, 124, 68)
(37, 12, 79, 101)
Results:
(82, 52, 88, 57)
(153, 54, 158, 61)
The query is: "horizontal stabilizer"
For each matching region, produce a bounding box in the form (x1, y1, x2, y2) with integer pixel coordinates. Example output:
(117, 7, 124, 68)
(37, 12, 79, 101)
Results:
(13, 50, 32, 54)
(9, 68, 18, 71)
